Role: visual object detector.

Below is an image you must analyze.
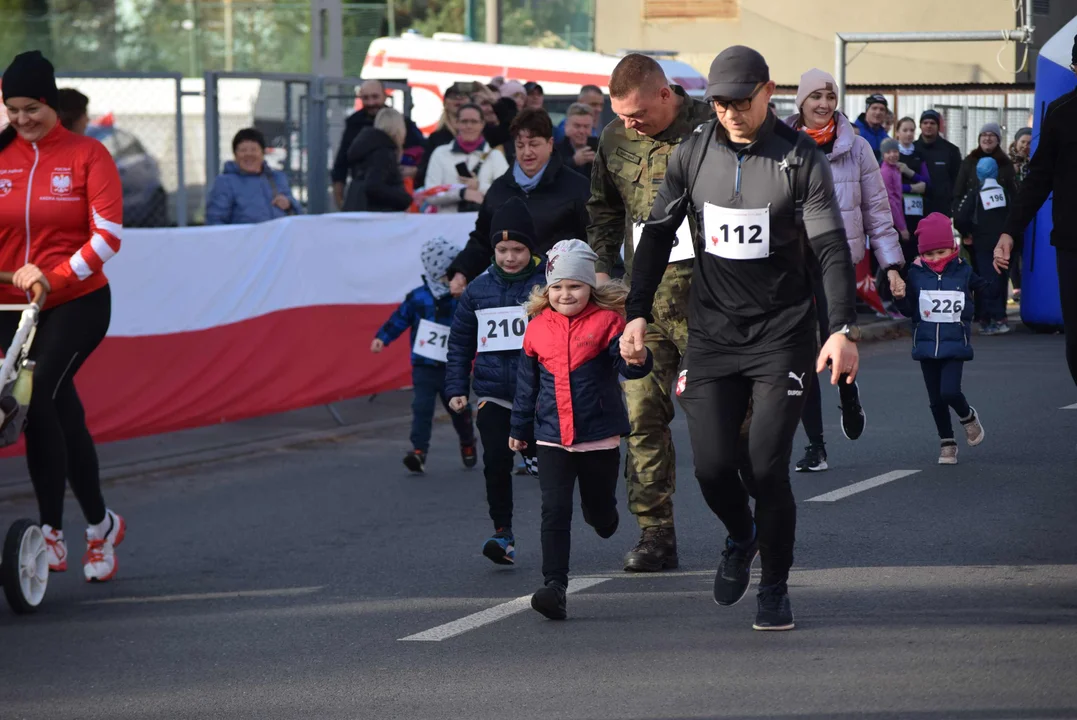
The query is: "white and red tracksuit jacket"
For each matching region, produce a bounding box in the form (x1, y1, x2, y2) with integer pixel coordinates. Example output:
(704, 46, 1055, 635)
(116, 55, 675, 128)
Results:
(0, 123, 122, 306)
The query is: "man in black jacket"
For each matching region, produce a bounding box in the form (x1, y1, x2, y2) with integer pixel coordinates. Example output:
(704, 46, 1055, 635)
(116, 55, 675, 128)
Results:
(447, 108, 589, 292)
(914, 109, 963, 218)
(995, 39, 1077, 387)
(331, 79, 426, 209)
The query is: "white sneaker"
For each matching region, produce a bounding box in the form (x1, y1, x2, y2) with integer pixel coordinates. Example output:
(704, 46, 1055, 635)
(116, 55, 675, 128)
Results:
(83, 510, 126, 583)
(960, 408, 985, 446)
(938, 441, 958, 465)
(42, 524, 67, 572)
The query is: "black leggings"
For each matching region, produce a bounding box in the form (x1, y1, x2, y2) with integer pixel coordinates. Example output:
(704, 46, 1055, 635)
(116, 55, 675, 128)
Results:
(0, 286, 111, 529)
(475, 401, 533, 531)
(801, 273, 829, 445)
(1058, 249, 1077, 388)
(536, 445, 619, 587)
(679, 345, 814, 587)
(919, 359, 971, 440)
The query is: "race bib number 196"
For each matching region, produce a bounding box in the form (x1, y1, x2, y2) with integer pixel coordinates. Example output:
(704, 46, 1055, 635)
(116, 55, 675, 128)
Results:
(631, 217, 695, 263)
(702, 203, 771, 260)
(919, 290, 965, 323)
(413, 319, 450, 363)
(980, 188, 1006, 210)
(475, 306, 528, 352)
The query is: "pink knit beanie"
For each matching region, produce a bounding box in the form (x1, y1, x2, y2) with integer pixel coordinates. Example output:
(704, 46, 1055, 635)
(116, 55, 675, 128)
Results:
(795, 68, 839, 110)
(916, 213, 957, 254)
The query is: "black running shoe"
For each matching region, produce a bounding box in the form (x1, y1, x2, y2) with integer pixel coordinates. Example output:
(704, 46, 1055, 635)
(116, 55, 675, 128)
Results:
(753, 584, 795, 631)
(403, 450, 426, 474)
(713, 534, 758, 606)
(794, 443, 828, 473)
(460, 444, 478, 469)
(531, 581, 567, 620)
(839, 381, 866, 440)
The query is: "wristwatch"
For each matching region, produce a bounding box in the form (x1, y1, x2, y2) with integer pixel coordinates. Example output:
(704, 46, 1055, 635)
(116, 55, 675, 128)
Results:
(835, 324, 862, 342)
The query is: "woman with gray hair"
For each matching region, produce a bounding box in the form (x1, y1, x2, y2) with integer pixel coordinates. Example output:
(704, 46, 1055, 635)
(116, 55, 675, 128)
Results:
(343, 107, 413, 212)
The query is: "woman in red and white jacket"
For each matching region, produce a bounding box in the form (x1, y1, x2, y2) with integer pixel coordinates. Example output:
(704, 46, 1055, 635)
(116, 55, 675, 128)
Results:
(0, 51, 126, 582)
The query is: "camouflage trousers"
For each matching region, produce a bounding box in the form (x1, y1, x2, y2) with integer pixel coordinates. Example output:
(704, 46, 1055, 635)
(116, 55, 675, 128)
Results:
(623, 265, 753, 529)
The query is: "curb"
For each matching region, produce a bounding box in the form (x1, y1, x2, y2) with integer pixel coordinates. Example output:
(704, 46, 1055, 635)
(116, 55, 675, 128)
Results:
(0, 413, 412, 504)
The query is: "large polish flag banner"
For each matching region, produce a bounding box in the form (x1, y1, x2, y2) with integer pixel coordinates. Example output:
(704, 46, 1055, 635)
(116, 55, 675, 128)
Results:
(57, 212, 478, 445)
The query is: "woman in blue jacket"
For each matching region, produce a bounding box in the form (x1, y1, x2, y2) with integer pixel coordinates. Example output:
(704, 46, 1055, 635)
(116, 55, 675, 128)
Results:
(205, 128, 302, 225)
(894, 213, 991, 465)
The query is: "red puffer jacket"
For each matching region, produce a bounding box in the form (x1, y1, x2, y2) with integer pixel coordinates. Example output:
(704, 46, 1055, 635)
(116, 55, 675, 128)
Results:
(0, 123, 122, 306)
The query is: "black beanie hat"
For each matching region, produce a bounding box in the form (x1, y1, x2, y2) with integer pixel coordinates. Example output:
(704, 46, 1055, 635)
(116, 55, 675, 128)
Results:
(2, 51, 59, 109)
(489, 197, 537, 252)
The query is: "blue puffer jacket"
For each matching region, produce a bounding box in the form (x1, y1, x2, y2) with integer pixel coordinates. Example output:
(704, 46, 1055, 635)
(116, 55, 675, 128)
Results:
(853, 114, 889, 160)
(511, 304, 653, 446)
(375, 283, 457, 368)
(445, 261, 545, 402)
(896, 257, 995, 361)
(205, 161, 303, 225)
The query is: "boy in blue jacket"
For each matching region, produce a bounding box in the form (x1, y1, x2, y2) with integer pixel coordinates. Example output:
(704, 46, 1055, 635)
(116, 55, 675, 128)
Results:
(954, 156, 1012, 335)
(447, 197, 545, 566)
(893, 213, 990, 465)
(372, 236, 477, 474)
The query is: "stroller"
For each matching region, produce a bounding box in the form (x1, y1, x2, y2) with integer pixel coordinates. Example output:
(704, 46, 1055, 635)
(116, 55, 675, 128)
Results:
(0, 272, 47, 613)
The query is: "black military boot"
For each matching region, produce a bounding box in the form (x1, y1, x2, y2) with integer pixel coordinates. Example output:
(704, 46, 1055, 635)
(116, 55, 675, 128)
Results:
(623, 527, 679, 572)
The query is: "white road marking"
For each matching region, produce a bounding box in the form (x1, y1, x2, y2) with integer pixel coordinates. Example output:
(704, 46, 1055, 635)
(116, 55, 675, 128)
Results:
(806, 470, 921, 502)
(1061, 402, 1077, 410)
(399, 577, 610, 641)
(83, 586, 323, 605)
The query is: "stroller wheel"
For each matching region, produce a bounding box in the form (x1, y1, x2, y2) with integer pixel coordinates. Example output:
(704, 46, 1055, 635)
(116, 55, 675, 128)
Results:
(3, 519, 48, 614)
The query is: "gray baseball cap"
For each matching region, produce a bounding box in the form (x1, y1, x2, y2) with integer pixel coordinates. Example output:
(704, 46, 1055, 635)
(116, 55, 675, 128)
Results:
(706, 46, 770, 100)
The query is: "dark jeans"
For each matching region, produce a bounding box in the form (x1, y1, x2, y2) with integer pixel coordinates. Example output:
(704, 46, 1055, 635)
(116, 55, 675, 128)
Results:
(410, 365, 474, 453)
(475, 402, 532, 531)
(536, 445, 620, 587)
(919, 359, 971, 440)
(0, 286, 111, 529)
(974, 244, 1008, 324)
(800, 268, 859, 446)
(679, 345, 814, 587)
(1059, 248, 1077, 388)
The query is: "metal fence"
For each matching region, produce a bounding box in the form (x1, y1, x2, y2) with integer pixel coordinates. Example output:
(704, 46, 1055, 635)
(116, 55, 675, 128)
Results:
(55, 71, 190, 227)
(203, 71, 413, 217)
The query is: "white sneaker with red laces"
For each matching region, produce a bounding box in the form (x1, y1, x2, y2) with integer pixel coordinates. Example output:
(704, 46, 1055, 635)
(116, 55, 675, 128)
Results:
(83, 509, 126, 583)
(43, 524, 67, 572)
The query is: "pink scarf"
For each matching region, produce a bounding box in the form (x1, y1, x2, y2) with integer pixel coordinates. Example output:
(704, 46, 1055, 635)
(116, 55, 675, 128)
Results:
(923, 251, 957, 275)
(455, 136, 486, 154)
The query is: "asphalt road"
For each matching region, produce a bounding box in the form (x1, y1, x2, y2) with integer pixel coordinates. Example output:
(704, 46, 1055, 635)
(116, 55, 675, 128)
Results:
(1, 331, 1075, 720)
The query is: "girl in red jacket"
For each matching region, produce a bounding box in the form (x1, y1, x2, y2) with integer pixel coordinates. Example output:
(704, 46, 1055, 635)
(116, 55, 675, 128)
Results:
(510, 239, 652, 620)
(0, 51, 126, 582)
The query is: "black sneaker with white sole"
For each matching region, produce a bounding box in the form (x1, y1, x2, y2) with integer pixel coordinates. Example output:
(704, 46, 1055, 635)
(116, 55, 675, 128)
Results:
(713, 533, 759, 606)
(753, 583, 795, 631)
(838, 380, 866, 440)
(794, 442, 828, 472)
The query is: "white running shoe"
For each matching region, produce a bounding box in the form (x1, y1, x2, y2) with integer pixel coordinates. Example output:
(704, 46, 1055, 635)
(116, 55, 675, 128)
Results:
(42, 524, 67, 572)
(83, 510, 126, 583)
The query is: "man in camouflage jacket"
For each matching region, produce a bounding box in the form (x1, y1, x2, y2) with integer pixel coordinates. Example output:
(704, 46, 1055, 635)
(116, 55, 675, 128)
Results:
(588, 54, 752, 571)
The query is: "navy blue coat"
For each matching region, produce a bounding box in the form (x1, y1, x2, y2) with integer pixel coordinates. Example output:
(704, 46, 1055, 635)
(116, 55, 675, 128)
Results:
(375, 283, 457, 368)
(896, 257, 994, 361)
(511, 304, 652, 446)
(445, 263, 545, 402)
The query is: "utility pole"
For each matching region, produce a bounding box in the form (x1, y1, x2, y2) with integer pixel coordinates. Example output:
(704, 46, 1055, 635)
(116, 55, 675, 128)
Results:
(465, 0, 476, 40)
(485, 0, 501, 44)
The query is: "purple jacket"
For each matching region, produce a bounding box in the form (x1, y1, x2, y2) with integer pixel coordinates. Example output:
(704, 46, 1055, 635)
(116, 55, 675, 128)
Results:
(784, 113, 903, 268)
(879, 162, 907, 233)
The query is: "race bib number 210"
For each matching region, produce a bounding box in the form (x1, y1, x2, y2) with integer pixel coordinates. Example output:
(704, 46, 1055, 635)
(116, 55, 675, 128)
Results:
(475, 306, 528, 352)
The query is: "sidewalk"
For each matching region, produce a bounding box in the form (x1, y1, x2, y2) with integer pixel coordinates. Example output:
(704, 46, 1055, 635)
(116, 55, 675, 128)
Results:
(0, 314, 909, 503)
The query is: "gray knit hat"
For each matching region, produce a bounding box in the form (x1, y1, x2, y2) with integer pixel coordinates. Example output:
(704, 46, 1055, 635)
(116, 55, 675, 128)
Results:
(880, 137, 900, 154)
(979, 122, 1002, 141)
(546, 239, 598, 288)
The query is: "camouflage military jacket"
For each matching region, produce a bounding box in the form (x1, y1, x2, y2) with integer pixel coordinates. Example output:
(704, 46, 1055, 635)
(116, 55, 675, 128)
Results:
(587, 85, 714, 277)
